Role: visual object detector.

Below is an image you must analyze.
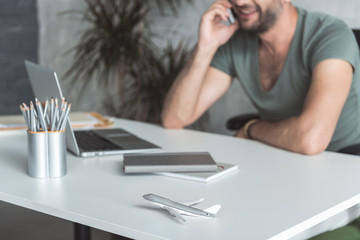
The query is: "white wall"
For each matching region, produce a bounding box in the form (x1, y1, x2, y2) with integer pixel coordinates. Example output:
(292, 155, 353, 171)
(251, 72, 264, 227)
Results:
(37, 0, 100, 112)
(293, 0, 360, 28)
(37, 0, 360, 135)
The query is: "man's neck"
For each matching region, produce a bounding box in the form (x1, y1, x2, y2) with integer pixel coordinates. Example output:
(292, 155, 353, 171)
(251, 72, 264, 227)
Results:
(258, 5, 298, 53)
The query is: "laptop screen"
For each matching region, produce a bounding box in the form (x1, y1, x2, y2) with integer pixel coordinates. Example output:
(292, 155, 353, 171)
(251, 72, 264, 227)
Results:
(24, 60, 80, 155)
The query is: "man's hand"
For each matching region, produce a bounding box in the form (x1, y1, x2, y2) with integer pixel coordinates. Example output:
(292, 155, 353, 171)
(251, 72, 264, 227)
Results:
(234, 128, 245, 138)
(199, 0, 239, 50)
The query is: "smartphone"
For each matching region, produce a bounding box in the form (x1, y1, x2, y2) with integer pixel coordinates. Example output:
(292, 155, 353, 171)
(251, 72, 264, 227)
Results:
(227, 8, 236, 24)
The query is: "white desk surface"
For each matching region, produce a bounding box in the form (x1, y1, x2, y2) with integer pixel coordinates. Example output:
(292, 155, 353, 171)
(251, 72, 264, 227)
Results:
(1, 118, 360, 240)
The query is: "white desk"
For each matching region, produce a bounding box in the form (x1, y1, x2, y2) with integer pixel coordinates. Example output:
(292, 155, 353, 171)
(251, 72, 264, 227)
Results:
(1, 118, 360, 240)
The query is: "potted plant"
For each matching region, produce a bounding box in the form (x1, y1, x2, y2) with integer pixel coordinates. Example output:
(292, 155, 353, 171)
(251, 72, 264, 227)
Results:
(64, 0, 194, 124)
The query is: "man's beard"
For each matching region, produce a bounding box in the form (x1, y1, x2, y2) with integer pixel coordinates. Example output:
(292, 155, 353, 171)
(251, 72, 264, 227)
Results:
(237, 1, 283, 33)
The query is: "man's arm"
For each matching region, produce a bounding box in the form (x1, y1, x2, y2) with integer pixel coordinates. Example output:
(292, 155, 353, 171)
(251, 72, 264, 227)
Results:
(238, 59, 353, 155)
(161, 0, 238, 129)
(162, 52, 232, 129)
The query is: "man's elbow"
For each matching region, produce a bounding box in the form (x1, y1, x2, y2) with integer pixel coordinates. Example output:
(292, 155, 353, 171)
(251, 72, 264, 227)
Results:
(161, 113, 188, 129)
(162, 119, 184, 129)
(297, 132, 329, 156)
(299, 142, 326, 156)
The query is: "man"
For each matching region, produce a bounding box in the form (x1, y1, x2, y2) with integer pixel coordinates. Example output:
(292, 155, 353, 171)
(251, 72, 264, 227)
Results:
(161, 0, 360, 155)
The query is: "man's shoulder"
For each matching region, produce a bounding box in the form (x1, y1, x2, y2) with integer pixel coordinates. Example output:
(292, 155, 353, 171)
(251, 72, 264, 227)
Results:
(295, 7, 359, 72)
(297, 7, 348, 33)
(296, 6, 354, 50)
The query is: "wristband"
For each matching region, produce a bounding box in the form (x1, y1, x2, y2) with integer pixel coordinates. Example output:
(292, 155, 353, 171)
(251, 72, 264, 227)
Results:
(243, 119, 259, 139)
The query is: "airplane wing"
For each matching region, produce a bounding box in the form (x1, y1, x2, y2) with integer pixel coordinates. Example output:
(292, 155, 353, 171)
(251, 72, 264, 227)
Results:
(204, 204, 221, 215)
(163, 206, 186, 222)
(179, 198, 204, 206)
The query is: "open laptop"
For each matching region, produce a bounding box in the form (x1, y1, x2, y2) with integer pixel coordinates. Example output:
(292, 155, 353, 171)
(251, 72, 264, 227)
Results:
(24, 60, 161, 157)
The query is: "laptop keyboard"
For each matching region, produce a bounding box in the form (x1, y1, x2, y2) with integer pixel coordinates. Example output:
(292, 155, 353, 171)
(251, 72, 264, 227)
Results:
(74, 130, 122, 151)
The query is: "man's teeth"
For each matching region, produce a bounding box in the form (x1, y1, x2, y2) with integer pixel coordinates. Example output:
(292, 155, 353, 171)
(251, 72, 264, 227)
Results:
(240, 9, 256, 14)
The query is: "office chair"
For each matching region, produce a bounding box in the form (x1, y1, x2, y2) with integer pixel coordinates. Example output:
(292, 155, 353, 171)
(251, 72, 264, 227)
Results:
(226, 29, 360, 155)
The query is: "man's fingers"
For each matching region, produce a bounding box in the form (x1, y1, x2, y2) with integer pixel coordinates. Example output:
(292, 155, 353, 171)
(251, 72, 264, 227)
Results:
(205, 1, 233, 22)
(204, 7, 231, 23)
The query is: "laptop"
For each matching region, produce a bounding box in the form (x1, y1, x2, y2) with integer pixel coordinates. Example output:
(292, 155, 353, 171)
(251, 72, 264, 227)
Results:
(24, 60, 161, 157)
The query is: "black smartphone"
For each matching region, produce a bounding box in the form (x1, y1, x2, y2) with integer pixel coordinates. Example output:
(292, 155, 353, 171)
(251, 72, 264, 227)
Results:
(227, 0, 236, 24)
(227, 8, 236, 24)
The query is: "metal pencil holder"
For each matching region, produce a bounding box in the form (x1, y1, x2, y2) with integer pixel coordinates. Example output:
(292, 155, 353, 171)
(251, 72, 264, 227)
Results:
(27, 130, 67, 179)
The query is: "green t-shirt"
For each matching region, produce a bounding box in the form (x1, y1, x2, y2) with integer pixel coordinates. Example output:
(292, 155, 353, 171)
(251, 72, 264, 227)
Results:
(210, 7, 360, 151)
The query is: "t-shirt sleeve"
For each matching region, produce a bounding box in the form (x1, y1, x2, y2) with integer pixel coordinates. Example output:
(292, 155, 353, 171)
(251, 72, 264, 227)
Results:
(210, 43, 236, 77)
(310, 21, 358, 72)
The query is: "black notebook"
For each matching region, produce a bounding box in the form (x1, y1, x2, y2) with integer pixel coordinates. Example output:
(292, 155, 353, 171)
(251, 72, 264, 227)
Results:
(123, 152, 217, 173)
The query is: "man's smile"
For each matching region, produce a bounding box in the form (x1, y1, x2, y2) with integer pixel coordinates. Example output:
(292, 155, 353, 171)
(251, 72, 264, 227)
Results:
(236, 6, 258, 19)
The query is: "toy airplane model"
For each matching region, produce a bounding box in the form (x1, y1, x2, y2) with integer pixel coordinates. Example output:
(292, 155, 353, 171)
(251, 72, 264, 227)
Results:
(143, 193, 221, 222)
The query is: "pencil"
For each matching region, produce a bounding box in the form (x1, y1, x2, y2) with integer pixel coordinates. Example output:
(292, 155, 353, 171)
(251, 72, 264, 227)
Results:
(36, 115, 40, 131)
(55, 101, 59, 123)
(55, 98, 59, 127)
(30, 101, 35, 132)
(25, 106, 31, 130)
(60, 97, 65, 112)
(56, 106, 66, 131)
(51, 103, 57, 131)
(50, 97, 54, 128)
(60, 102, 71, 131)
(44, 100, 48, 116)
(36, 98, 47, 131)
(20, 105, 29, 129)
(43, 100, 49, 127)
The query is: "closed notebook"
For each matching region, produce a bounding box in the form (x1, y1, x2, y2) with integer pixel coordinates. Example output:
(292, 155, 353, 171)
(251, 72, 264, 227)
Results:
(123, 152, 217, 173)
